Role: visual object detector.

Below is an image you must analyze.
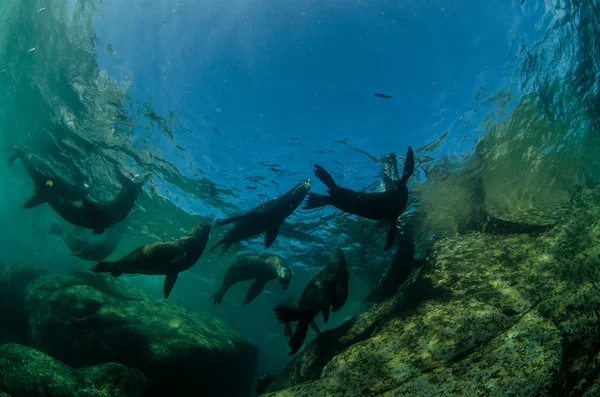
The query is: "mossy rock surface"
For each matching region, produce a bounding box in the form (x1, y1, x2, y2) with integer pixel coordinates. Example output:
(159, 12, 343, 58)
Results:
(0, 343, 146, 397)
(25, 271, 258, 397)
(262, 187, 600, 396)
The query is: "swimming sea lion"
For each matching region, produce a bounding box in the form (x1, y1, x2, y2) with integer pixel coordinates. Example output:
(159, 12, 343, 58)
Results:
(7, 148, 90, 208)
(210, 179, 311, 255)
(90, 220, 211, 299)
(274, 248, 349, 355)
(34, 172, 149, 234)
(363, 233, 425, 305)
(276, 297, 321, 338)
(304, 146, 414, 252)
(210, 254, 291, 305)
(49, 222, 121, 261)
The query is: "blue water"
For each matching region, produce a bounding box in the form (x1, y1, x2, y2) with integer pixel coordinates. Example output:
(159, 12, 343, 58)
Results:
(1, 0, 598, 387)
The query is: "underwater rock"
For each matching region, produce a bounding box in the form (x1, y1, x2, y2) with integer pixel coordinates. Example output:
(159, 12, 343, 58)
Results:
(0, 343, 147, 397)
(262, 186, 600, 396)
(0, 263, 45, 344)
(25, 271, 258, 397)
(0, 391, 10, 397)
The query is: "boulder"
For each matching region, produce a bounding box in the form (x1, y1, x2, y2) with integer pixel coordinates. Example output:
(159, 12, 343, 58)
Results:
(0, 343, 147, 397)
(25, 271, 258, 397)
(262, 186, 600, 396)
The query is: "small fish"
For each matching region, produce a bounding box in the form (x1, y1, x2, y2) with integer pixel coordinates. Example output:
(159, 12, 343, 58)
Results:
(212, 127, 228, 140)
(6, 17, 11, 21)
(28, 48, 36, 53)
(37, 8, 46, 13)
(1, 70, 6, 74)
(374, 93, 392, 99)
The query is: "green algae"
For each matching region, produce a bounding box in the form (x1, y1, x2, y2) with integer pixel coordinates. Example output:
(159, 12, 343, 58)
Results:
(0, 344, 146, 397)
(262, 186, 600, 396)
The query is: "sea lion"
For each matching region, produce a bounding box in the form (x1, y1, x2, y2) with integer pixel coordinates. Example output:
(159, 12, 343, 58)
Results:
(304, 146, 414, 252)
(210, 254, 291, 305)
(90, 220, 211, 299)
(274, 248, 350, 355)
(363, 233, 425, 305)
(210, 179, 310, 255)
(7, 148, 90, 208)
(49, 222, 121, 261)
(276, 297, 320, 338)
(34, 172, 149, 234)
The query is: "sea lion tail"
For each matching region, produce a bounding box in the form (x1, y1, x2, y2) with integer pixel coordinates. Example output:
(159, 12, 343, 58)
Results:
(303, 193, 331, 210)
(90, 261, 124, 278)
(313, 165, 338, 190)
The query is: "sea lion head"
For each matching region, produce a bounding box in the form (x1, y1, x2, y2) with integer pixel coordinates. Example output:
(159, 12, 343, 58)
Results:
(327, 248, 347, 272)
(290, 178, 311, 197)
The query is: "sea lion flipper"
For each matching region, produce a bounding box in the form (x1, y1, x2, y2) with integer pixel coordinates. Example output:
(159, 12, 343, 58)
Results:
(399, 146, 415, 185)
(384, 220, 398, 252)
(288, 320, 309, 355)
(264, 226, 279, 248)
(217, 215, 243, 226)
(7, 150, 21, 168)
(303, 193, 331, 210)
(309, 320, 321, 334)
(90, 260, 123, 277)
(313, 165, 338, 190)
(284, 323, 293, 338)
(23, 193, 47, 209)
(322, 306, 330, 323)
(210, 286, 227, 304)
(163, 271, 179, 299)
(244, 279, 267, 304)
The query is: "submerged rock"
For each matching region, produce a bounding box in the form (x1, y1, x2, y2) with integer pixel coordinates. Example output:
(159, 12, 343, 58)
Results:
(0, 343, 147, 397)
(25, 271, 258, 397)
(0, 263, 45, 344)
(262, 186, 600, 396)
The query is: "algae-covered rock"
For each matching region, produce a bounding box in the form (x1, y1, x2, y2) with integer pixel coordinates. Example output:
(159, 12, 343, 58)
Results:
(0, 343, 146, 397)
(25, 271, 258, 397)
(262, 186, 600, 396)
(0, 263, 45, 344)
(0, 391, 10, 397)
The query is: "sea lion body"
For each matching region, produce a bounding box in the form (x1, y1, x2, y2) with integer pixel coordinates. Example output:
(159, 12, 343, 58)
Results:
(210, 180, 310, 255)
(91, 220, 211, 298)
(210, 254, 291, 305)
(276, 297, 320, 338)
(50, 223, 120, 261)
(274, 248, 349, 355)
(42, 174, 147, 234)
(7, 148, 89, 207)
(363, 233, 425, 305)
(305, 147, 414, 251)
